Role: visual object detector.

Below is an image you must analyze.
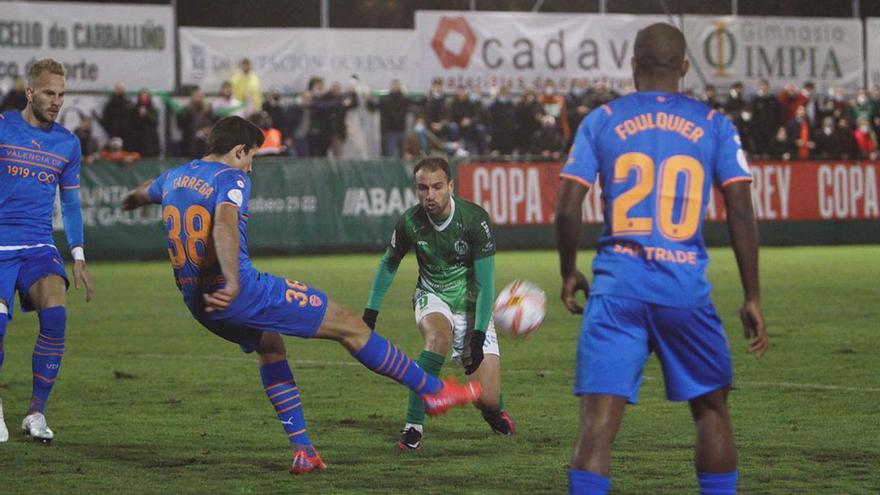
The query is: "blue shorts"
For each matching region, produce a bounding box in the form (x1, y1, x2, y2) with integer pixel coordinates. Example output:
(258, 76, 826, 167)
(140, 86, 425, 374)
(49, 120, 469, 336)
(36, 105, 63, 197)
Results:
(0, 247, 69, 319)
(575, 295, 732, 403)
(195, 274, 328, 353)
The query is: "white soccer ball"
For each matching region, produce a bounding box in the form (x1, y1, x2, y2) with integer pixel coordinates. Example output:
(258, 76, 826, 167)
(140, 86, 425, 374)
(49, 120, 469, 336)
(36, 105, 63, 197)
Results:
(493, 280, 546, 338)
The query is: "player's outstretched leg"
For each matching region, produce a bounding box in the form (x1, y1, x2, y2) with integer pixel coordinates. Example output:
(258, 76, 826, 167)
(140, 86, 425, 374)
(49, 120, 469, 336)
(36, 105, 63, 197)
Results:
(471, 354, 515, 435)
(254, 332, 326, 475)
(690, 387, 737, 495)
(313, 299, 481, 416)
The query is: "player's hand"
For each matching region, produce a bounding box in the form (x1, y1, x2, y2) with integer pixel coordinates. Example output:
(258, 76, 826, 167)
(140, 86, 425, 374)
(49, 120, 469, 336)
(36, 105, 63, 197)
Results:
(560, 270, 589, 314)
(362, 308, 378, 330)
(465, 331, 486, 375)
(204, 280, 240, 313)
(121, 191, 139, 211)
(739, 300, 768, 357)
(73, 260, 94, 303)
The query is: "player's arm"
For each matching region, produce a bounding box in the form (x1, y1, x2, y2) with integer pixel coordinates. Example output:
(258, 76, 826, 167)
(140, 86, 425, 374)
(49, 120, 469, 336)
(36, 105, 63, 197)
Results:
(464, 214, 497, 375)
(59, 186, 94, 302)
(555, 179, 590, 314)
(204, 203, 240, 312)
(121, 178, 161, 210)
(60, 147, 94, 302)
(721, 181, 768, 357)
(556, 113, 600, 315)
(715, 114, 768, 357)
(362, 248, 402, 329)
(363, 219, 411, 329)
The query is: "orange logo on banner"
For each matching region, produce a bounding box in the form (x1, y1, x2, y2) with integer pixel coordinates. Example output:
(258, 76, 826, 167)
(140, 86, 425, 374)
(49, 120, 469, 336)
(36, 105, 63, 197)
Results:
(431, 16, 477, 69)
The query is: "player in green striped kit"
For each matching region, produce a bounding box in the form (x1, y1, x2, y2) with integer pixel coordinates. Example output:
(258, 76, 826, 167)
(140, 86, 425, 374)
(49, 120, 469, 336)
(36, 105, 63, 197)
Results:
(363, 157, 515, 450)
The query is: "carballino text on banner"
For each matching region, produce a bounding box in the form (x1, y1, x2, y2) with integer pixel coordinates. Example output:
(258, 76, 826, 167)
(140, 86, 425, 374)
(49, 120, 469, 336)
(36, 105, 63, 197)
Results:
(0, 1, 174, 90)
(456, 161, 880, 226)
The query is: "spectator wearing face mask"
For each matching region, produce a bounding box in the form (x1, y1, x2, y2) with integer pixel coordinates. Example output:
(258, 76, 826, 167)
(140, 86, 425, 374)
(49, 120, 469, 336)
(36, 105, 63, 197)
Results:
(800, 81, 818, 125)
(836, 118, 859, 160)
(402, 116, 445, 159)
(814, 116, 844, 160)
(751, 79, 780, 159)
(531, 114, 565, 159)
(539, 80, 570, 144)
(448, 88, 488, 155)
(488, 86, 517, 155)
(725, 82, 747, 116)
(778, 83, 808, 124)
(514, 88, 542, 155)
(733, 105, 757, 156)
(851, 88, 873, 122)
(784, 105, 815, 159)
(770, 126, 796, 161)
(853, 116, 878, 160)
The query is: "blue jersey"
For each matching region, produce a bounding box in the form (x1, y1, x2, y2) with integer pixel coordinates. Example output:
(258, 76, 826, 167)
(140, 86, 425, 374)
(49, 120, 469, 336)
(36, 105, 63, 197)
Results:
(561, 92, 752, 308)
(0, 111, 82, 246)
(147, 160, 256, 316)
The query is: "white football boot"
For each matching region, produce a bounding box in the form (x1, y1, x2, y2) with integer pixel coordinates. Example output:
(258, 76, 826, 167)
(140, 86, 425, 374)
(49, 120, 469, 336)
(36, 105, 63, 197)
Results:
(0, 398, 8, 442)
(22, 412, 54, 443)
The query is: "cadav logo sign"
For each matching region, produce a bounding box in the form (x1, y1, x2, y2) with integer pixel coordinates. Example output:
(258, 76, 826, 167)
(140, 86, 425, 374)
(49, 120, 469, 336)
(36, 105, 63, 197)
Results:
(431, 17, 477, 69)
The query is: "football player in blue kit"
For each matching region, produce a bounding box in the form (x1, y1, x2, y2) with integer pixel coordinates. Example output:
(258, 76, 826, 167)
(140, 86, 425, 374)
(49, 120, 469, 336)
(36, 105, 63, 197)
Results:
(121, 116, 480, 475)
(555, 24, 768, 495)
(0, 59, 95, 444)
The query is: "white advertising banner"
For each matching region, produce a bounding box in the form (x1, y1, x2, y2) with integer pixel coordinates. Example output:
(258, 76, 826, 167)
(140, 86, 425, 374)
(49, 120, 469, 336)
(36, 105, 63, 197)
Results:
(683, 16, 864, 91)
(866, 18, 880, 88)
(0, 1, 174, 91)
(179, 28, 419, 93)
(415, 11, 678, 92)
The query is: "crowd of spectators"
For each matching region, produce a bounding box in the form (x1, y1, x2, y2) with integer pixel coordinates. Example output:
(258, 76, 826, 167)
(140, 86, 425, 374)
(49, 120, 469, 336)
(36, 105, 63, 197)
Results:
(3, 62, 880, 163)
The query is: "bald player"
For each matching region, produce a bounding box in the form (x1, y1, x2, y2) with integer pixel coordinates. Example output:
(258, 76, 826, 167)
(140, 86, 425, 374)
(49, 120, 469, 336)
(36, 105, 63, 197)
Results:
(556, 23, 767, 495)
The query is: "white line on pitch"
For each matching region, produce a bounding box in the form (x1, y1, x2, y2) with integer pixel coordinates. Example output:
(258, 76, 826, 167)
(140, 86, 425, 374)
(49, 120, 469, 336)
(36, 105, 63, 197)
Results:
(130, 353, 880, 393)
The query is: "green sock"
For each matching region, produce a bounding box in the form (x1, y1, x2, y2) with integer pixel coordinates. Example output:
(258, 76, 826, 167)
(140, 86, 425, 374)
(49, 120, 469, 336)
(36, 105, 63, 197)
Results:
(498, 392, 505, 412)
(406, 350, 445, 425)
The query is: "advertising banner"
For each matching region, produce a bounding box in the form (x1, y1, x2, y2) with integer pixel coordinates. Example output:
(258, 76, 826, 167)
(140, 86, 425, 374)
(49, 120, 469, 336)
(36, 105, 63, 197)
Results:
(456, 161, 880, 225)
(415, 11, 677, 92)
(866, 18, 880, 88)
(682, 16, 864, 91)
(179, 28, 419, 93)
(0, 1, 174, 91)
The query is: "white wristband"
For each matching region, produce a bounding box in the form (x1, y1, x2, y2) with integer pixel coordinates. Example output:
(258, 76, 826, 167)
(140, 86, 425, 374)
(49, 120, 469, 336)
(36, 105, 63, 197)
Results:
(72, 247, 85, 262)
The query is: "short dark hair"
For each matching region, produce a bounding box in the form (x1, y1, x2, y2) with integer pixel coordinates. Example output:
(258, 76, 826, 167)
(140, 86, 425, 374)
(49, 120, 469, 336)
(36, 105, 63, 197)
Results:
(413, 157, 452, 182)
(206, 116, 265, 155)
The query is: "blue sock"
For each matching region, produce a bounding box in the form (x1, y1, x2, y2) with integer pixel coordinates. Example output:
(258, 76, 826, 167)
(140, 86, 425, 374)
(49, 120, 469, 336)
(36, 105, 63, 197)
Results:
(698, 470, 738, 495)
(0, 303, 8, 371)
(569, 469, 611, 495)
(30, 306, 66, 413)
(352, 331, 442, 395)
(260, 360, 311, 447)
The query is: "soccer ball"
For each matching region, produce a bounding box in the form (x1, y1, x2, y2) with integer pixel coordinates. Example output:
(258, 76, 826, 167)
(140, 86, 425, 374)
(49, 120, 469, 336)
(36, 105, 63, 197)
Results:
(493, 280, 546, 338)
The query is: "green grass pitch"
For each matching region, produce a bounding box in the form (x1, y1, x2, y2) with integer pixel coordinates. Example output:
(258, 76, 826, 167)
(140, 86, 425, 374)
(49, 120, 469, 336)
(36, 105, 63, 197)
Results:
(0, 246, 878, 494)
